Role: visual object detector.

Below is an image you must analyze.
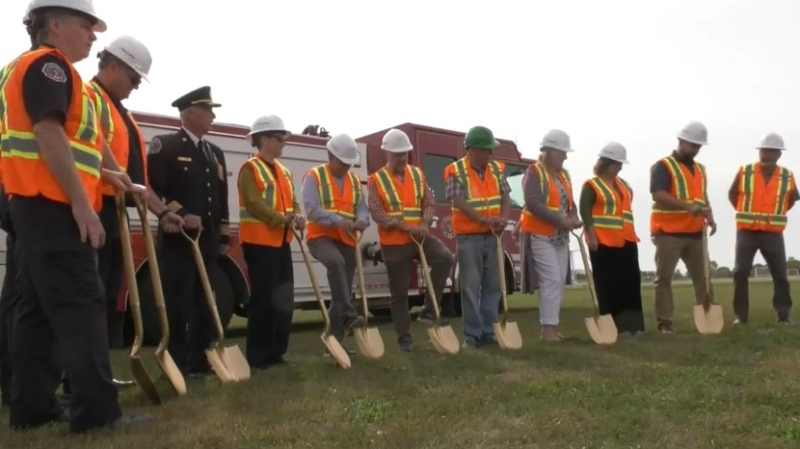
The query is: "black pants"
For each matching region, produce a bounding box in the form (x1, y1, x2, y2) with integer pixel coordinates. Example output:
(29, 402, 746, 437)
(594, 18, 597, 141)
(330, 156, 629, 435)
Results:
(97, 196, 125, 349)
(589, 240, 645, 333)
(158, 247, 214, 375)
(9, 196, 121, 433)
(0, 222, 20, 407)
(243, 241, 294, 368)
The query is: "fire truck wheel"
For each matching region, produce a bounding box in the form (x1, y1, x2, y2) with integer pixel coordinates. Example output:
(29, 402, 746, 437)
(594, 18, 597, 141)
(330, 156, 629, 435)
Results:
(123, 260, 236, 347)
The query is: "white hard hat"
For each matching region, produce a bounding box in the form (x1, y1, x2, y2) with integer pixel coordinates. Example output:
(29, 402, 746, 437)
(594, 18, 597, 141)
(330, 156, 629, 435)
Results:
(381, 128, 413, 153)
(540, 129, 573, 153)
(247, 115, 289, 143)
(24, 0, 106, 32)
(598, 141, 628, 164)
(103, 36, 152, 81)
(756, 132, 786, 151)
(326, 133, 360, 165)
(677, 121, 708, 146)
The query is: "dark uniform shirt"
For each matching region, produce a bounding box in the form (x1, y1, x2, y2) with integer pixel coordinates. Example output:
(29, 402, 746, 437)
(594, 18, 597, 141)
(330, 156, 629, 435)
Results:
(146, 129, 230, 257)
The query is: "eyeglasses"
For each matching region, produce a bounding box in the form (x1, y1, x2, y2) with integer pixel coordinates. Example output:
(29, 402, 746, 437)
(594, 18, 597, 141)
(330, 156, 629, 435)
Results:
(126, 69, 141, 88)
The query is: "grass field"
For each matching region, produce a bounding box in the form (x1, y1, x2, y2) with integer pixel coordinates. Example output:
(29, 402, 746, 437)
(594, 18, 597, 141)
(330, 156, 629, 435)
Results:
(2, 280, 800, 449)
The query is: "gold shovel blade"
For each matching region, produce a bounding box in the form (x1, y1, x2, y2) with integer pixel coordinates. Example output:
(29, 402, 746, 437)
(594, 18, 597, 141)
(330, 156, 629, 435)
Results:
(585, 314, 618, 345)
(130, 358, 161, 405)
(427, 324, 460, 355)
(155, 348, 186, 396)
(221, 345, 251, 381)
(353, 327, 385, 360)
(693, 304, 724, 334)
(206, 348, 238, 383)
(493, 321, 523, 350)
(322, 334, 352, 369)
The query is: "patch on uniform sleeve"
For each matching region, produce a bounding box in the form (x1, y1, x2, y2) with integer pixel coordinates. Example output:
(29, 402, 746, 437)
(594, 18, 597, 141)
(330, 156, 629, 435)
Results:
(148, 137, 162, 154)
(41, 62, 67, 83)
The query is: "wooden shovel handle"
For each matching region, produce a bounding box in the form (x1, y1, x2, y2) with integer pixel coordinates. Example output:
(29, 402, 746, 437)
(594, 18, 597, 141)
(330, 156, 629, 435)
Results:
(293, 228, 334, 333)
(492, 230, 510, 324)
(410, 235, 443, 322)
(131, 195, 170, 346)
(571, 230, 602, 316)
(180, 228, 228, 348)
(115, 193, 145, 356)
(350, 231, 370, 326)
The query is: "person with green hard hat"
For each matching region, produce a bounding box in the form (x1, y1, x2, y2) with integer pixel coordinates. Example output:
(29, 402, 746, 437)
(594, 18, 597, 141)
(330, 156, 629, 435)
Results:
(443, 126, 512, 348)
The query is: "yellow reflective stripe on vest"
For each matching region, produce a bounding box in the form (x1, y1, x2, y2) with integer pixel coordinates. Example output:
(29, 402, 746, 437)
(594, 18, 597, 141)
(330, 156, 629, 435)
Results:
(87, 82, 114, 147)
(375, 166, 422, 220)
(535, 164, 570, 212)
(453, 158, 503, 211)
(1, 131, 102, 178)
(0, 61, 18, 119)
(590, 177, 623, 230)
(652, 157, 706, 213)
(735, 164, 790, 226)
(242, 158, 294, 223)
(313, 165, 362, 220)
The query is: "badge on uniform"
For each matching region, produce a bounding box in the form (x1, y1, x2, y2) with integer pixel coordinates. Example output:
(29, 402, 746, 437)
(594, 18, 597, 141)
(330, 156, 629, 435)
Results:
(41, 62, 67, 83)
(149, 137, 162, 154)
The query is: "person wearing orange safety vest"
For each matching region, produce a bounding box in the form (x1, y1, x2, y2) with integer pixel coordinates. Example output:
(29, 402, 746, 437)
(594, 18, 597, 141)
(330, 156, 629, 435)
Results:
(520, 129, 582, 342)
(86, 36, 183, 353)
(301, 133, 368, 355)
(1, 0, 149, 433)
(238, 115, 305, 369)
(578, 142, 644, 336)
(728, 132, 799, 325)
(367, 128, 454, 352)
(649, 121, 718, 334)
(444, 125, 511, 349)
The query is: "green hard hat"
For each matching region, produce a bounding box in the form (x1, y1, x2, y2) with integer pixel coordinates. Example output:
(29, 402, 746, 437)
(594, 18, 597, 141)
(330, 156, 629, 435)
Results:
(464, 126, 499, 150)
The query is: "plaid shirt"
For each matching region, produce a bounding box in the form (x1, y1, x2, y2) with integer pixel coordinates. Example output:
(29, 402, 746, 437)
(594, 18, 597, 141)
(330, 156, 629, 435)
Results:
(367, 169, 436, 228)
(445, 163, 511, 202)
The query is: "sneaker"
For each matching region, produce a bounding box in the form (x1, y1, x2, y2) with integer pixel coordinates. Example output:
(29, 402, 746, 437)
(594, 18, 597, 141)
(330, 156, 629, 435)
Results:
(657, 321, 674, 334)
(462, 336, 479, 349)
(732, 317, 747, 325)
(777, 316, 793, 325)
(397, 335, 413, 352)
(480, 334, 498, 345)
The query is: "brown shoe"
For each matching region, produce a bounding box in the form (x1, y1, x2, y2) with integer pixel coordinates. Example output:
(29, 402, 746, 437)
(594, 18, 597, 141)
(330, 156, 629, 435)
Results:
(657, 321, 674, 334)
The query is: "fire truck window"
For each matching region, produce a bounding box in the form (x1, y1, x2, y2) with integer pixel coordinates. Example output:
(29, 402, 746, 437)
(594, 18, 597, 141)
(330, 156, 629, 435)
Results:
(505, 163, 527, 209)
(422, 154, 456, 202)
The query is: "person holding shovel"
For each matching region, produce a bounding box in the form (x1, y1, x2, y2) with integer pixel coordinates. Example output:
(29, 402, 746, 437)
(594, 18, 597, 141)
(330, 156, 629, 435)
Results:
(578, 142, 645, 336)
(649, 121, 717, 334)
(3, 0, 150, 432)
(728, 132, 798, 325)
(238, 115, 305, 369)
(147, 86, 231, 377)
(367, 128, 454, 352)
(443, 125, 511, 349)
(301, 133, 368, 355)
(520, 129, 582, 342)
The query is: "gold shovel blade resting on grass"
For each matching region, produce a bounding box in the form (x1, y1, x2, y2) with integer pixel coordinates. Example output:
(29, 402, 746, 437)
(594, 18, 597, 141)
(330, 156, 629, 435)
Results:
(412, 237, 460, 355)
(293, 228, 352, 369)
(132, 194, 186, 396)
(351, 231, 385, 359)
(181, 228, 250, 382)
(573, 231, 618, 345)
(116, 192, 161, 405)
(694, 226, 724, 334)
(492, 231, 522, 350)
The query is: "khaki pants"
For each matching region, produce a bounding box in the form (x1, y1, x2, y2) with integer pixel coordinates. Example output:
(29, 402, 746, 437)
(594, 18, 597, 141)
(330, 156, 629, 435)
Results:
(653, 235, 714, 323)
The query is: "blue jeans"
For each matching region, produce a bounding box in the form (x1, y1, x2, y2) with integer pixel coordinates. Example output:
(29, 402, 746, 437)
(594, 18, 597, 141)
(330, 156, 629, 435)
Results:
(457, 233, 501, 339)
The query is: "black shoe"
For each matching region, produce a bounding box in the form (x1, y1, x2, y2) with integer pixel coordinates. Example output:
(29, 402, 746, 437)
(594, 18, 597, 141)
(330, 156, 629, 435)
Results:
(345, 316, 366, 334)
(397, 334, 413, 352)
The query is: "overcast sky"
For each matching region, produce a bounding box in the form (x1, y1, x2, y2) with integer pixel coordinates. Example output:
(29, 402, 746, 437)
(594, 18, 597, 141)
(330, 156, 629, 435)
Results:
(2, 0, 800, 272)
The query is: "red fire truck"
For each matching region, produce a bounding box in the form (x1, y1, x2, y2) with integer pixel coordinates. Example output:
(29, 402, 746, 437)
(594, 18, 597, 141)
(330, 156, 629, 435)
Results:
(122, 112, 533, 345)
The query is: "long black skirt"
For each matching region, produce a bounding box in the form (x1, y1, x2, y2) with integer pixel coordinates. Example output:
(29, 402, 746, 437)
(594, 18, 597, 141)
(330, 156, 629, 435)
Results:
(588, 240, 645, 333)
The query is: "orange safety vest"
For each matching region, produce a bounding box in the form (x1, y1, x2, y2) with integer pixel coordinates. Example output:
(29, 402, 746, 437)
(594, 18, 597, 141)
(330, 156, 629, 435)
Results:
(585, 176, 640, 247)
(735, 163, 796, 233)
(443, 157, 505, 234)
(86, 80, 148, 196)
(0, 47, 103, 211)
(304, 163, 362, 246)
(369, 164, 424, 246)
(238, 156, 295, 247)
(519, 161, 573, 236)
(650, 156, 707, 234)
